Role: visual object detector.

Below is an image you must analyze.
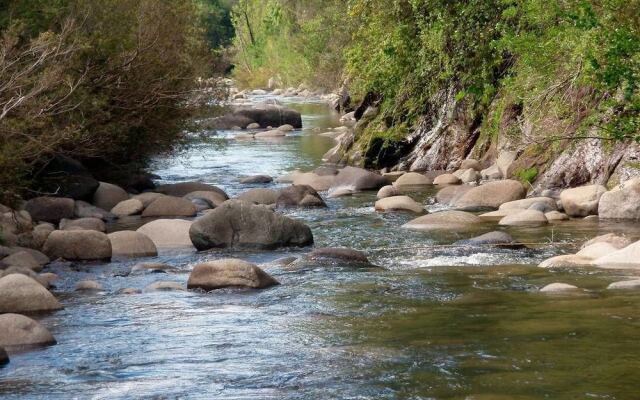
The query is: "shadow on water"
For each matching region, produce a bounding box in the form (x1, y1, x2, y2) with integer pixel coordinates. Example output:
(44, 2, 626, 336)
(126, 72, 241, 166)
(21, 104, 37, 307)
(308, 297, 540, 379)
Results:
(3, 94, 640, 399)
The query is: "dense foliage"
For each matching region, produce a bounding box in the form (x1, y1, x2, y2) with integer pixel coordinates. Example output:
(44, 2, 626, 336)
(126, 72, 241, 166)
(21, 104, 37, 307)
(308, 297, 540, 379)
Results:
(232, 0, 639, 145)
(0, 0, 226, 202)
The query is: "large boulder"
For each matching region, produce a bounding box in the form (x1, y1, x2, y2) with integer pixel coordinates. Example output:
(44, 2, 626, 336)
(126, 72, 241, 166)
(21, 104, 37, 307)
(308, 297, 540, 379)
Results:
(592, 240, 640, 269)
(328, 167, 386, 197)
(403, 211, 483, 231)
(559, 185, 606, 217)
(33, 155, 99, 201)
(59, 217, 106, 232)
(393, 172, 432, 187)
(189, 200, 313, 250)
(0, 274, 63, 313)
(92, 182, 129, 211)
(187, 259, 278, 290)
(108, 231, 158, 258)
(236, 188, 281, 205)
(598, 178, 640, 219)
(43, 230, 112, 261)
(136, 219, 194, 249)
(375, 196, 424, 213)
(0, 314, 56, 349)
(141, 196, 197, 217)
(74, 200, 116, 221)
(156, 182, 228, 199)
(460, 159, 481, 171)
(454, 180, 526, 211)
(498, 210, 548, 226)
(24, 197, 74, 223)
(110, 199, 144, 217)
(276, 185, 326, 208)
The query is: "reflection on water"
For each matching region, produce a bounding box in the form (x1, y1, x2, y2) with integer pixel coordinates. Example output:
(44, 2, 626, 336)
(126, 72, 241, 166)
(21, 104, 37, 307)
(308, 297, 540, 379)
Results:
(2, 95, 640, 399)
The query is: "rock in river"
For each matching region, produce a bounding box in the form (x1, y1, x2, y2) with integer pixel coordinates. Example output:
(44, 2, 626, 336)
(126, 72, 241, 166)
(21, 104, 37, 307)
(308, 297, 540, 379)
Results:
(454, 180, 526, 211)
(43, 230, 112, 261)
(136, 219, 194, 249)
(403, 210, 483, 231)
(24, 197, 75, 224)
(276, 185, 326, 208)
(187, 259, 278, 290)
(0, 274, 63, 313)
(108, 230, 158, 258)
(141, 196, 197, 217)
(328, 166, 386, 197)
(375, 196, 424, 213)
(92, 182, 129, 212)
(598, 178, 640, 220)
(189, 200, 313, 250)
(0, 313, 56, 349)
(559, 184, 606, 217)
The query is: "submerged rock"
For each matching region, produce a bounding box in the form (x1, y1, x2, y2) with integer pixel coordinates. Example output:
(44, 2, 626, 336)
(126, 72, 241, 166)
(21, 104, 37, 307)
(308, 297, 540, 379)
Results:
(538, 255, 593, 269)
(189, 200, 313, 250)
(403, 210, 483, 231)
(0, 314, 56, 349)
(540, 283, 579, 293)
(240, 175, 273, 184)
(582, 233, 631, 250)
(0, 274, 63, 313)
(145, 281, 185, 291)
(607, 279, 640, 290)
(308, 248, 369, 264)
(455, 231, 524, 249)
(75, 280, 103, 291)
(43, 230, 112, 261)
(136, 219, 194, 249)
(187, 259, 278, 290)
(131, 262, 177, 274)
(592, 240, 640, 269)
(132, 192, 165, 208)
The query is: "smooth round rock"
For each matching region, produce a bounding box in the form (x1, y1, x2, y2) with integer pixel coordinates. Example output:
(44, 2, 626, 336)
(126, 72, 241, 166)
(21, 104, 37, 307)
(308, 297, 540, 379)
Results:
(607, 279, 640, 290)
(394, 172, 432, 187)
(540, 283, 579, 293)
(240, 175, 273, 184)
(454, 180, 526, 211)
(75, 280, 103, 291)
(59, 217, 106, 232)
(136, 219, 194, 249)
(375, 196, 424, 213)
(308, 248, 369, 263)
(377, 185, 400, 199)
(145, 281, 185, 291)
(545, 211, 569, 221)
(24, 197, 75, 224)
(92, 182, 129, 212)
(0, 274, 63, 313)
(108, 231, 158, 258)
(433, 173, 461, 185)
(0, 314, 56, 349)
(187, 259, 278, 290)
(132, 192, 166, 208)
(141, 196, 197, 217)
(236, 188, 281, 205)
(131, 263, 177, 274)
(276, 185, 326, 208)
(538, 255, 593, 269)
(403, 211, 483, 231)
(43, 230, 111, 261)
(498, 210, 548, 226)
(111, 199, 144, 217)
(559, 185, 607, 217)
(156, 182, 228, 199)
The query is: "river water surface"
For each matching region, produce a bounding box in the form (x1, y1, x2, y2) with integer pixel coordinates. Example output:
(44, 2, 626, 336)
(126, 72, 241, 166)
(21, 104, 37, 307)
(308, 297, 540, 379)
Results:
(2, 95, 640, 399)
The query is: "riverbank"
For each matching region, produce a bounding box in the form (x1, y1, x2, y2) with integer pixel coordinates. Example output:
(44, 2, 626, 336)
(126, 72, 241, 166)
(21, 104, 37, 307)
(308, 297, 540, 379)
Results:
(2, 90, 640, 399)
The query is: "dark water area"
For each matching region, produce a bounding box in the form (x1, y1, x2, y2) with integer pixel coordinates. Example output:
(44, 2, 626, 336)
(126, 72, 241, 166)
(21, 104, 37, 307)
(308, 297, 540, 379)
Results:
(2, 95, 640, 399)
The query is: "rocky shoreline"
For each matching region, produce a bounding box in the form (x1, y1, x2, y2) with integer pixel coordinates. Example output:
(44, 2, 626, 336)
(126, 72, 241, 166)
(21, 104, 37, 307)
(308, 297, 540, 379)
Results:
(2, 88, 640, 367)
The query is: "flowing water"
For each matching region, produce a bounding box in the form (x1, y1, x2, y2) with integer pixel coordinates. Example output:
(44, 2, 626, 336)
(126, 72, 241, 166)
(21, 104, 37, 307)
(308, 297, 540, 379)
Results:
(3, 95, 640, 399)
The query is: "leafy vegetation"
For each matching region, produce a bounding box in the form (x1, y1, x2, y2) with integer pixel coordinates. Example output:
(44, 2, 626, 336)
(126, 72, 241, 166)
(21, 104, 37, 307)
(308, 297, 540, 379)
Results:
(232, 0, 639, 159)
(0, 0, 227, 202)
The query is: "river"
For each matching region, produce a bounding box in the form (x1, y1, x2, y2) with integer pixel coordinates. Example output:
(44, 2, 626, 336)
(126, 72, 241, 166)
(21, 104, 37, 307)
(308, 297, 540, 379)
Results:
(2, 94, 640, 399)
